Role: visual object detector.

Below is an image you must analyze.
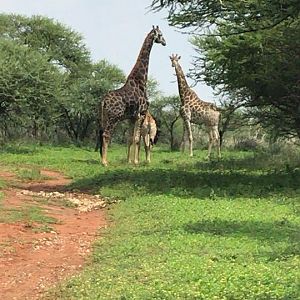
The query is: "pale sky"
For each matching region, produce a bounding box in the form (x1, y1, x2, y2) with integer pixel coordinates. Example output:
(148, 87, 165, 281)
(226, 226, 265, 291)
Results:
(0, 0, 216, 101)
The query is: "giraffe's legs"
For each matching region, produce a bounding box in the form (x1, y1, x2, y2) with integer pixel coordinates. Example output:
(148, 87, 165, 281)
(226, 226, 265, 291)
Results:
(184, 119, 193, 157)
(101, 132, 110, 166)
(127, 121, 135, 163)
(132, 117, 143, 165)
(214, 126, 221, 159)
(207, 130, 213, 160)
(207, 125, 221, 160)
(144, 133, 151, 163)
(180, 126, 187, 153)
(101, 120, 118, 166)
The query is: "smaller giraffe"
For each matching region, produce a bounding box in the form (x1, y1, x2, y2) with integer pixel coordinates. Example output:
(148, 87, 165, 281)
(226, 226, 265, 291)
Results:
(170, 54, 221, 159)
(127, 111, 158, 163)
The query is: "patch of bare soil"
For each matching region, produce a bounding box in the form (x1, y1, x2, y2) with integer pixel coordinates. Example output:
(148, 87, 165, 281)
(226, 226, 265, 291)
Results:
(0, 169, 108, 300)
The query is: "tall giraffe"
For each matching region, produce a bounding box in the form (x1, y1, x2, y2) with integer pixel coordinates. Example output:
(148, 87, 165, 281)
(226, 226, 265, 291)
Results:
(127, 111, 158, 163)
(98, 26, 166, 166)
(169, 54, 221, 159)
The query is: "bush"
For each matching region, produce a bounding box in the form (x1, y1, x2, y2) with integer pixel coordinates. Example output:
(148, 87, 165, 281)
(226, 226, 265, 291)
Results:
(234, 138, 261, 151)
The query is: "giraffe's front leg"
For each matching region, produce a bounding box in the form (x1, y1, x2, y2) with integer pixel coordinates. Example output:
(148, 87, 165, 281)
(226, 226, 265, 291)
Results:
(101, 132, 110, 166)
(132, 117, 143, 165)
(180, 126, 187, 153)
(144, 133, 151, 163)
(184, 119, 193, 157)
(127, 121, 135, 164)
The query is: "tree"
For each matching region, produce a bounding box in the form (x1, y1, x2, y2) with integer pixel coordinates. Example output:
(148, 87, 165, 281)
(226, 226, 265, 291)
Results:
(60, 60, 125, 144)
(151, 1, 300, 139)
(192, 21, 300, 138)
(151, 0, 300, 34)
(0, 13, 125, 144)
(0, 13, 90, 74)
(151, 95, 181, 150)
(0, 39, 63, 139)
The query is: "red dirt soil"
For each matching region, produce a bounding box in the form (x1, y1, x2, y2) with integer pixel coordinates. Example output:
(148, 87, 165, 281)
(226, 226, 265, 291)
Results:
(0, 169, 107, 300)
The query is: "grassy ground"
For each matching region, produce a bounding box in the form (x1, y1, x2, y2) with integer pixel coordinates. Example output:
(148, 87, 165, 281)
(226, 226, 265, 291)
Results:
(0, 143, 300, 299)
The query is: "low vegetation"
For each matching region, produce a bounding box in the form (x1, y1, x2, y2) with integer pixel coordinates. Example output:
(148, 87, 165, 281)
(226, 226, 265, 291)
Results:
(0, 143, 299, 299)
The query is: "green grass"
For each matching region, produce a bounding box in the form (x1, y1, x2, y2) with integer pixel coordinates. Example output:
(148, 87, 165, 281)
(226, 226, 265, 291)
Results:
(0, 180, 5, 190)
(1, 143, 300, 299)
(16, 167, 49, 181)
(0, 204, 58, 225)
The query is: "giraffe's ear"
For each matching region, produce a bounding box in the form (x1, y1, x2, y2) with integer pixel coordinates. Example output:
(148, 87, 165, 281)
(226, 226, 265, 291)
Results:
(178, 56, 181, 60)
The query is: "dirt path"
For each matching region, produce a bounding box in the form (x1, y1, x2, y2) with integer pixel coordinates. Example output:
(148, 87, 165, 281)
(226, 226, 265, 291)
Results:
(0, 169, 108, 300)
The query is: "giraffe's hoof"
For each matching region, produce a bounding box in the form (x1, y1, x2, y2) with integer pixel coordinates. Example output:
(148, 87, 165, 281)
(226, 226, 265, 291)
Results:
(102, 161, 108, 167)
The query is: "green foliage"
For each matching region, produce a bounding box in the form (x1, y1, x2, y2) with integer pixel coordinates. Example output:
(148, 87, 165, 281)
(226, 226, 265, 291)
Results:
(59, 60, 125, 143)
(15, 167, 49, 181)
(0, 144, 299, 299)
(0, 13, 91, 73)
(0, 38, 63, 128)
(151, 95, 182, 149)
(151, 0, 300, 33)
(0, 13, 125, 145)
(0, 204, 58, 225)
(151, 0, 300, 140)
(192, 20, 300, 138)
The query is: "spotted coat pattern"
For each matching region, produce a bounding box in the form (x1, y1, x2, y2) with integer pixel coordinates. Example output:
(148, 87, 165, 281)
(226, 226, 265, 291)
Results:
(170, 54, 221, 158)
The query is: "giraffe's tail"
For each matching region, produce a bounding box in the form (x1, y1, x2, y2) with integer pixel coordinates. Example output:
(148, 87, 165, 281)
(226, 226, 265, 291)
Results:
(218, 110, 223, 148)
(97, 101, 105, 158)
(98, 129, 104, 157)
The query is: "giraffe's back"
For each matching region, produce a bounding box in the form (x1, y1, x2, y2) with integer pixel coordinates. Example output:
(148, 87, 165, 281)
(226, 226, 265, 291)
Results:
(102, 85, 148, 121)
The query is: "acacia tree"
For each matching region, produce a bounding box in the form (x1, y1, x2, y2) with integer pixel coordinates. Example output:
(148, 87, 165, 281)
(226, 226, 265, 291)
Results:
(0, 13, 125, 144)
(0, 13, 91, 140)
(60, 60, 125, 144)
(151, 95, 181, 150)
(151, 0, 300, 33)
(151, 0, 300, 139)
(0, 13, 90, 74)
(0, 39, 63, 139)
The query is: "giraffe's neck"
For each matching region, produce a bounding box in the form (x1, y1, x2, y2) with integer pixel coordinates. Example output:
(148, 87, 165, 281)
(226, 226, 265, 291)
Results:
(175, 64, 189, 103)
(126, 32, 154, 89)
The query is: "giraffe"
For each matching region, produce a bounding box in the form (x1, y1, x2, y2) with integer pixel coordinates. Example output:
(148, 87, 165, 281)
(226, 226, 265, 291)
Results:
(169, 54, 221, 159)
(98, 26, 166, 166)
(127, 111, 158, 163)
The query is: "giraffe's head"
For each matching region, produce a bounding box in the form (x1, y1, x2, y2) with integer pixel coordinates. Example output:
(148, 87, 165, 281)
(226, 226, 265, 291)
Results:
(169, 53, 181, 68)
(151, 25, 166, 46)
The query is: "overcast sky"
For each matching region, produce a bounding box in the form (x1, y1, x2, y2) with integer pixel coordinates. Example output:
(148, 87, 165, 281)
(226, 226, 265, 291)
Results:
(1, 0, 216, 101)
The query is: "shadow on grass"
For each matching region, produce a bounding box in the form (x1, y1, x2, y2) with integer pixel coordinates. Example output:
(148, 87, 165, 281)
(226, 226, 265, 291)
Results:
(69, 166, 300, 199)
(184, 219, 300, 262)
(193, 152, 300, 172)
(0, 144, 39, 155)
(184, 219, 300, 242)
(71, 159, 99, 165)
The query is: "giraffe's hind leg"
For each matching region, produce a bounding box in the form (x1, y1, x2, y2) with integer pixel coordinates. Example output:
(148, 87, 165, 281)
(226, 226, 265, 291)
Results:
(101, 119, 118, 166)
(207, 125, 221, 160)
